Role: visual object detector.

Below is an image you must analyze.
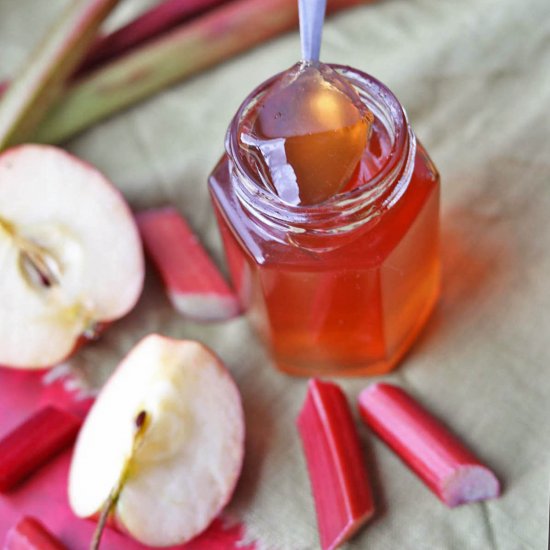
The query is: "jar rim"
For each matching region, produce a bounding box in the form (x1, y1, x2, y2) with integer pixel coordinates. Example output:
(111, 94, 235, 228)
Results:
(225, 64, 416, 235)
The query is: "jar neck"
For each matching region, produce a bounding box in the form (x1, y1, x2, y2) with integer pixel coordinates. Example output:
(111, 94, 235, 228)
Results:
(225, 65, 416, 238)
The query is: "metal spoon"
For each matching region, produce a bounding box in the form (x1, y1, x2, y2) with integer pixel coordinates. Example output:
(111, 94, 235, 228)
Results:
(298, 0, 327, 63)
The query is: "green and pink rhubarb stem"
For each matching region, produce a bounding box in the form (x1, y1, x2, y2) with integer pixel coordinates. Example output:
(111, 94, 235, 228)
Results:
(0, 0, 234, 100)
(34, 0, 372, 144)
(78, 0, 234, 74)
(0, 0, 120, 150)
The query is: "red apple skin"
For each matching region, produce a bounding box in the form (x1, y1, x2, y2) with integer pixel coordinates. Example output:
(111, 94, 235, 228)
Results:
(71, 320, 110, 355)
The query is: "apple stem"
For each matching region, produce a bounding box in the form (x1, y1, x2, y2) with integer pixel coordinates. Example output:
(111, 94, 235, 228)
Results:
(89, 410, 149, 550)
(89, 485, 117, 550)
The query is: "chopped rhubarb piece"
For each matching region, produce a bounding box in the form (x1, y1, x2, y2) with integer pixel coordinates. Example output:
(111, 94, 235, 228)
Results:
(0, 406, 82, 492)
(137, 207, 240, 321)
(358, 383, 500, 507)
(297, 379, 375, 550)
(3, 517, 68, 550)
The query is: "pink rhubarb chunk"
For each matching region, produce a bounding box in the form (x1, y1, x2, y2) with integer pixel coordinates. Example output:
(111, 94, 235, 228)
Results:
(3, 517, 68, 550)
(358, 383, 500, 507)
(137, 207, 240, 321)
(0, 406, 82, 492)
(3, 516, 67, 550)
(297, 379, 375, 550)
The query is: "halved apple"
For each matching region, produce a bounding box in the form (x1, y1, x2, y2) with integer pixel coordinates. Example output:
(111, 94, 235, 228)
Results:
(68, 334, 245, 547)
(0, 144, 144, 368)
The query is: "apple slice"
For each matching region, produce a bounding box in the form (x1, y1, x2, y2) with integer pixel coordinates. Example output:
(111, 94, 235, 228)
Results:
(68, 334, 245, 547)
(0, 144, 144, 368)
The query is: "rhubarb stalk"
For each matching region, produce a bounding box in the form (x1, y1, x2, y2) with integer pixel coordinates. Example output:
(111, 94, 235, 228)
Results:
(34, 0, 372, 144)
(297, 379, 375, 550)
(78, 0, 233, 74)
(358, 383, 500, 507)
(0, 406, 82, 492)
(137, 207, 240, 322)
(0, 0, 120, 150)
(4, 517, 68, 550)
(0, 0, 232, 98)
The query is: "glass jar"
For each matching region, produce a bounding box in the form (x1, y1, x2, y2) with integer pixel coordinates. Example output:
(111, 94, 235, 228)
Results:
(209, 65, 440, 376)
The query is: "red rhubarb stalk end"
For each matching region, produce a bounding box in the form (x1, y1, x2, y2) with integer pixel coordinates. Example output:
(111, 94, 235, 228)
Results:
(358, 383, 500, 507)
(137, 207, 240, 322)
(4, 516, 68, 550)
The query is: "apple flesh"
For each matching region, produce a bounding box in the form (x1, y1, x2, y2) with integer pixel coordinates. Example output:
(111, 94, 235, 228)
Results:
(0, 144, 144, 368)
(68, 334, 245, 547)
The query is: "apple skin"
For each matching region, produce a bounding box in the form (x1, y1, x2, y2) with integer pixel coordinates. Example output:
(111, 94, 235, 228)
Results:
(70, 320, 110, 358)
(68, 334, 246, 547)
(0, 144, 145, 369)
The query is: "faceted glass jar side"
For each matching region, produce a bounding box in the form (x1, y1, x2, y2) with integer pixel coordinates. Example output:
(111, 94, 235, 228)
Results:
(209, 67, 440, 376)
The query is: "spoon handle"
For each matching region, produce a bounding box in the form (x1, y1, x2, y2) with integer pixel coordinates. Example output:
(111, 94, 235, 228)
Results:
(298, 0, 327, 63)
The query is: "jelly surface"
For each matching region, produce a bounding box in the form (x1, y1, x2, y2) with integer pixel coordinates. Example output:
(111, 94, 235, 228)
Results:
(240, 63, 373, 205)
